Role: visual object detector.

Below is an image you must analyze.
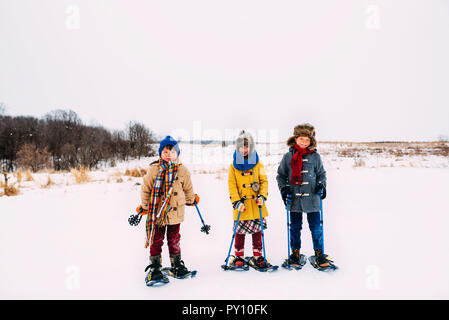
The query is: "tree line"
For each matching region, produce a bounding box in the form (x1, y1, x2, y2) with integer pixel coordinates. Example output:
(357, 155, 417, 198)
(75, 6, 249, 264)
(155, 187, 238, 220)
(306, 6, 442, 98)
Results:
(0, 109, 157, 172)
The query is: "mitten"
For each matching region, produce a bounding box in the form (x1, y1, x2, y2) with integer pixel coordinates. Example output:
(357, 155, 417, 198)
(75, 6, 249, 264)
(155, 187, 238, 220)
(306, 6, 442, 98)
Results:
(315, 182, 326, 200)
(255, 195, 266, 206)
(187, 194, 200, 206)
(281, 185, 292, 205)
(232, 199, 246, 212)
(136, 205, 148, 215)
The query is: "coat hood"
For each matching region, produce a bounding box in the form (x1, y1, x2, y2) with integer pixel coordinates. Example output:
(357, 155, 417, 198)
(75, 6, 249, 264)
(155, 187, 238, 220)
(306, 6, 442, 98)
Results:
(235, 130, 255, 156)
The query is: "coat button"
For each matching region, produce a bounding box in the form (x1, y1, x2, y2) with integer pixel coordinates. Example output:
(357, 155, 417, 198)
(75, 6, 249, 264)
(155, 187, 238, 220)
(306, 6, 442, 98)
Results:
(174, 192, 178, 196)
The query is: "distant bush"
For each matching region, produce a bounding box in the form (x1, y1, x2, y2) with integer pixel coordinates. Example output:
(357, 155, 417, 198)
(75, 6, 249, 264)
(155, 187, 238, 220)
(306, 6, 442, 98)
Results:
(4, 184, 19, 196)
(435, 143, 449, 157)
(353, 158, 366, 167)
(40, 175, 54, 189)
(24, 170, 34, 181)
(71, 167, 91, 184)
(1, 173, 19, 196)
(16, 143, 51, 172)
(124, 168, 147, 177)
(335, 141, 449, 159)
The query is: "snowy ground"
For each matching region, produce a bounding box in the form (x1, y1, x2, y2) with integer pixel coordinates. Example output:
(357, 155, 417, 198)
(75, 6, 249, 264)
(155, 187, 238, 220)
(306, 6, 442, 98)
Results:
(1, 143, 449, 299)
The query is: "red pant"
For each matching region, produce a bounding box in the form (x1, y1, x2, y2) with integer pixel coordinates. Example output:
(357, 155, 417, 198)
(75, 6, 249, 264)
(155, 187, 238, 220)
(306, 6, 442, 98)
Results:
(150, 224, 181, 256)
(234, 232, 263, 257)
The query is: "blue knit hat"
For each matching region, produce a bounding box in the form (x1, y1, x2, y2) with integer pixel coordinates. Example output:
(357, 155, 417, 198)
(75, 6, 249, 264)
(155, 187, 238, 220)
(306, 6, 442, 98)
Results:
(158, 136, 180, 156)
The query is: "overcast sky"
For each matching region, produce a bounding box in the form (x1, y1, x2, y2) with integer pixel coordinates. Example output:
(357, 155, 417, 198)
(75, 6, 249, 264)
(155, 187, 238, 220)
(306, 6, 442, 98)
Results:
(1, 0, 448, 142)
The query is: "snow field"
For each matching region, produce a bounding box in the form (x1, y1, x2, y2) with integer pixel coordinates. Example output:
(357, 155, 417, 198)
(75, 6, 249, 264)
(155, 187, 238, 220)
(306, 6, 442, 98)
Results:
(1, 163, 448, 299)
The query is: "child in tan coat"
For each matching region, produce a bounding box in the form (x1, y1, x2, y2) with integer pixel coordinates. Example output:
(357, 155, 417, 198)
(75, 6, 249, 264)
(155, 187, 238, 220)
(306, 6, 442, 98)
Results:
(139, 136, 199, 283)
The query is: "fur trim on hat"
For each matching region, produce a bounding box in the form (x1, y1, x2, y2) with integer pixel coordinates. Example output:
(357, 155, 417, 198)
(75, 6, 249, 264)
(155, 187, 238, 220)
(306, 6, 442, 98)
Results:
(235, 130, 255, 156)
(294, 123, 315, 136)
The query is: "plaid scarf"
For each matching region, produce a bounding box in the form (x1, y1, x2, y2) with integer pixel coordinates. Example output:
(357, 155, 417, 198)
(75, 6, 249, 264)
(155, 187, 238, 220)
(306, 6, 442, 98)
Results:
(290, 144, 314, 186)
(145, 158, 178, 248)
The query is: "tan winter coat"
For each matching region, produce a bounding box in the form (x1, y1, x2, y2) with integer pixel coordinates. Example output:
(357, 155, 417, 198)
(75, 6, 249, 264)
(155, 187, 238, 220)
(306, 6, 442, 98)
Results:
(141, 161, 195, 225)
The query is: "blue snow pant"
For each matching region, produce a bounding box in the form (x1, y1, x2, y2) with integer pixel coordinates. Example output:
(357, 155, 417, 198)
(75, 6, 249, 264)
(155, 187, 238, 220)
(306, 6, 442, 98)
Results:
(290, 211, 323, 251)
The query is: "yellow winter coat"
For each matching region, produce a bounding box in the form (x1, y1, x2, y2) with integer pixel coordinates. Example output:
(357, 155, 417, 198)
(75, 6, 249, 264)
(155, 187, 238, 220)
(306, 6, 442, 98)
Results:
(228, 161, 269, 221)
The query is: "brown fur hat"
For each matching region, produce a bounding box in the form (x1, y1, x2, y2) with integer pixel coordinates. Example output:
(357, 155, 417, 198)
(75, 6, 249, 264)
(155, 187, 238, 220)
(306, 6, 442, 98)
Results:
(287, 123, 317, 150)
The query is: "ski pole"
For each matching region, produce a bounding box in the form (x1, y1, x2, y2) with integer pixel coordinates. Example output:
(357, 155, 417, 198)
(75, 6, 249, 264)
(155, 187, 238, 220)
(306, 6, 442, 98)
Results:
(317, 192, 337, 270)
(224, 208, 243, 268)
(318, 190, 324, 252)
(258, 205, 267, 264)
(285, 195, 292, 263)
(194, 202, 211, 234)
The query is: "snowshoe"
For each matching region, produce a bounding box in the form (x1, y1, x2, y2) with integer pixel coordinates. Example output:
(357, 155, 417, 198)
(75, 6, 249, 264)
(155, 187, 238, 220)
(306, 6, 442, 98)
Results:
(245, 256, 279, 272)
(282, 253, 307, 270)
(162, 267, 197, 279)
(144, 256, 169, 287)
(308, 253, 338, 272)
(221, 255, 249, 271)
(162, 255, 196, 279)
(145, 275, 169, 287)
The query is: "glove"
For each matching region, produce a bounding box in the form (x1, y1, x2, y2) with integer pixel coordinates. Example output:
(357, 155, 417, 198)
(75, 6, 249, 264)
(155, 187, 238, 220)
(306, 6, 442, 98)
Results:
(136, 205, 148, 215)
(281, 185, 292, 205)
(187, 194, 200, 206)
(255, 195, 266, 206)
(315, 182, 326, 200)
(232, 199, 246, 212)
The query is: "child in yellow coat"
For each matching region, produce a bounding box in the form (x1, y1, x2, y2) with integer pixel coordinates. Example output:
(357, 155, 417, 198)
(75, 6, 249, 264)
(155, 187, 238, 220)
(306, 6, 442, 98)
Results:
(228, 130, 270, 268)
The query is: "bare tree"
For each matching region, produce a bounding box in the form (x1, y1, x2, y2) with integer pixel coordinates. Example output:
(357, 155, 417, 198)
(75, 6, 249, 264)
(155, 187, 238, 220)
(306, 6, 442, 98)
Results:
(126, 121, 157, 159)
(60, 143, 78, 170)
(110, 129, 130, 161)
(0, 115, 41, 171)
(43, 109, 83, 170)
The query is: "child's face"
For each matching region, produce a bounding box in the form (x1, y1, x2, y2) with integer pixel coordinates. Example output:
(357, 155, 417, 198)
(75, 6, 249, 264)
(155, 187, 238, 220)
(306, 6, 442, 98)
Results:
(161, 146, 178, 162)
(295, 136, 311, 149)
(238, 146, 249, 157)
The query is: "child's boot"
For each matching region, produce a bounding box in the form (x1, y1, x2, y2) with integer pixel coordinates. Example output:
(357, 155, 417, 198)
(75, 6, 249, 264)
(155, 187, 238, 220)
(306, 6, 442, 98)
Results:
(288, 249, 301, 265)
(170, 254, 190, 278)
(253, 256, 268, 269)
(145, 255, 164, 283)
(230, 249, 245, 267)
(314, 249, 331, 268)
(252, 246, 268, 269)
